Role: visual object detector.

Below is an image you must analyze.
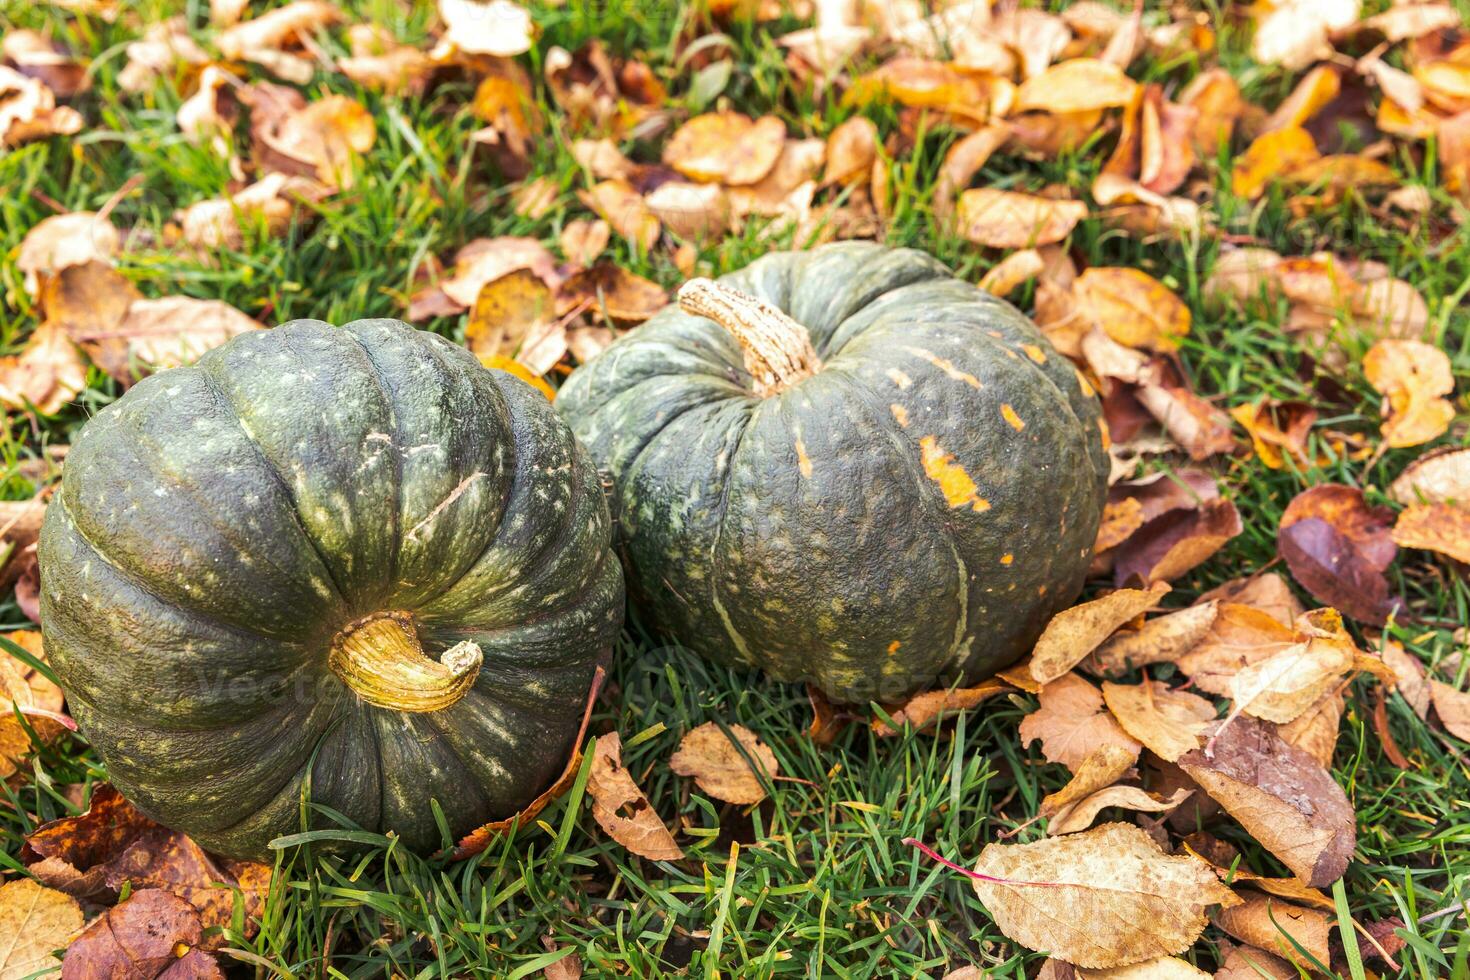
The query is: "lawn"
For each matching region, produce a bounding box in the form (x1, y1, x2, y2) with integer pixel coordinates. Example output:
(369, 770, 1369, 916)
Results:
(2, 0, 1470, 977)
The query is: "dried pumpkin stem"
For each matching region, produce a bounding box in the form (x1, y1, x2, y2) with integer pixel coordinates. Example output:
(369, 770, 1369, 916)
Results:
(677, 278, 822, 396)
(329, 612, 481, 713)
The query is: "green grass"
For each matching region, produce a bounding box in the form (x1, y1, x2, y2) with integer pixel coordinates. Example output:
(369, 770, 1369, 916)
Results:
(3, 0, 1470, 976)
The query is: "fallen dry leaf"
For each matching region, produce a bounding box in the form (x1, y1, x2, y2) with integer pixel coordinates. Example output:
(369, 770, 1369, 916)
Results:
(0, 629, 67, 782)
(1363, 338, 1455, 448)
(587, 732, 683, 861)
(438, 0, 534, 57)
(1429, 678, 1470, 741)
(255, 92, 375, 189)
(464, 268, 556, 363)
(668, 722, 779, 804)
(662, 111, 786, 185)
(1378, 637, 1431, 720)
(3, 29, 89, 99)
(1180, 68, 1245, 158)
(1232, 127, 1319, 200)
(1213, 944, 1296, 980)
(1074, 268, 1190, 353)
(337, 23, 432, 95)
(1039, 744, 1139, 817)
(1030, 583, 1171, 684)
(1198, 573, 1303, 627)
(644, 181, 730, 241)
(1252, 0, 1358, 71)
(823, 115, 878, 186)
(420, 236, 560, 315)
(1279, 689, 1344, 768)
(16, 211, 119, 297)
(956, 189, 1088, 249)
(578, 179, 661, 254)
(967, 822, 1237, 969)
(0, 878, 82, 980)
(1113, 497, 1243, 586)
(1277, 484, 1399, 626)
(177, 172, 329, 251)
(978, 249, 1045, 298)
(0, 322, 86, 415)
(873, 678, 1011, 736)
(1179, 716, 1355, 887)
(1086, 602, 1219, 676)
(560, 218, 610, 267)
(1392, 502, 1470, 565)
(1133, 371, 1237, 461)
(1230, 401, 1317, 471)
(1227, 609, 1357, 724)
(1047, 786, 1192, 836)
(84, 296, 263, 383)
(1216, 895, 1332, 970)
(1019, 673, 1142, 772)
(1176, 603, 1300, 695)
(1102, 680, 1216, 762)
(558, 263, 667, 324)
(934, 124, 1010, 226)
(62, 888, 203, 978)
(1015, 58, 1139, 114)
(0, 65, 82, 146)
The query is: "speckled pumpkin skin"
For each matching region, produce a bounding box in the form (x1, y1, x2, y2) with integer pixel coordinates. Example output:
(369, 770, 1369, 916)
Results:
(558, 243, 1107, 703)
(38, 318, 623, 860)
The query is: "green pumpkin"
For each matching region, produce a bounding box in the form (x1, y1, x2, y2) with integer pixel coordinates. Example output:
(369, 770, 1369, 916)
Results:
(38, 318, 622, 859)
(558, 243, 1107, 703)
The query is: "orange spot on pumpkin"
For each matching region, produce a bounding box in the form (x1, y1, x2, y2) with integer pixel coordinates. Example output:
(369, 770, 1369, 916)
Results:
(1000, 553, 1014, 565)
(1023, 344, 1047, 365)
(919, 436, 990, 513)
(887, 640, 901, 655)
(905, 347, 982, 389)
(886, 367, 913, 389)
(795, 437, 813, 478)
(890, 403, 910, 427)
(1001, 404, 1025, 431)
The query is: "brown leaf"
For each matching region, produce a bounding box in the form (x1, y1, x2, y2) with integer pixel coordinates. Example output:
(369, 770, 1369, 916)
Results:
(3, 29, 89, 99)
(16, 211, 119, 297)
(1086, 602, 1219, 676)
(1094, 496, 1146, 554)
(337, 24, 432, 95)
(255, 93, 375, 189)
(1019, 673, 1142, 772)
(0, 879, 82, 980)
(1227, 609, 1357, 724)
(1213, 943, 1297, 980)
(0, 322, 87, 415)
(0, 497, 47, 588)
(668, 722, 779, 804)
(872, 678, 1011, 736)
(1363, 338, 1455, 448)
(1277, 484, 1399, 626)
(1030, 583, 1171, 684)
(1198, 573, 1303, 627)
(822, 115, 877, 186)
(934, 124, 1011, 226)
(217, 0, 340, 61)
(587, 732, 683, 861)
(1178, 716, 1355, 887)
(956, 189, 1087, 249)
(558, 263, 667, 324)
(1102, 680, 1216, 762)
(438, 0, 534, 57)
(1015, 58, 1139, 114)
(1229, 401, 1317, 471)
(1278, 689, 1343, 768)
(978, 249, 1045, 298)
(1177, 603, 1300, 695)
(431, 237, 560, 312)
(1203, 248, 1285, 307)
(62, 888, 202, 979)
(578, 179, 661, 254)
(1047, 786, 1192, 836)
(541, 934, 583, 980)
(662, 111, 785, 185)
(1113, 498, 1243, 586)
(1429, 678, 1470, 741)
(1362, 3, 1461, 41)
(1134, 372, 1236, 460)
(1039, 744, 1138, 817)
(968, 822, 1237, 969)
(559, 218, 610, 268)
(1216, 895, 1332, 970)
(1232, 127, 1319, 200)
(178, 172, 329, 251)
(1392, 502, 1470, 565)
(644, 181, 730, 241)
(1179, 68, 1245, 158)
(0, 629, 67, 782)
(80, 296, 263, 383)
(1378, 637, 1431, 719)
(0, 66, 82, 146)
(465, 268, 556, 364)
(1074, 268, 1190, 353)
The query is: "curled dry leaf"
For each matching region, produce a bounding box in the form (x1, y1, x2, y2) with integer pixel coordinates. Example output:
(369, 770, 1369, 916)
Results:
(1113, 497, 1243, 586)
(956, 189, 1088, 249)
(1039, 744, 1138, 817)
(217, 0, 341, 60)
(1251, 0, 1358, 71)
(1213, 944, 1297, 980)
(578, 180, 661, 254)
(1277, 484, 1399, 626)
(1086, 601, 1219, 676)
(3, 29, 89, 99)
(1198, 573, 1303, 627)
(256, 93, 376, 190)
(1216, 895, 1332, 970)
(1179, 716, 1355, 887)
(1227, 609, 1358, 724)
(1102, 680, 1216, 762)
(587, 732, 683, 861)
(0, 879, 82, 980)
(1232, 127, 1319, 200)
(1030, 582, 1171, 684)
(178, 172, 330, 251)
(1230, 400, 1317, 471)
(968, 822, 1237, 969)
(978, 249, 1044, 298)
(1180, 68, 1245, 158)
(1279, 689, 1343, 768)
(1047, 786, 1192, 836)
(1363, 338, 1455, 448)
(438, 0, 534, 57)
(0, 65, 82, 147)
(337, 24, 432, 95)
(1377, 637, 1431, 719)
(1392, 502, 1470, 565)
(1019, 673, 1142, 772)
(644, 181, 730, 241)
(1015, 58, 1139, 114)
(1390, 448, 1470, 505)
(662, 111, 786, 185)
(668, 722, 780, 804)
(1074, 268, 1190, 353)
(934, 124, 1010, 226)
(872, 678, 1011, 736)
(558, 263, 667, 324)
(1177, 603, 1299, 695)
(423, 237, 559, 314)
(63, 888, 203, 979)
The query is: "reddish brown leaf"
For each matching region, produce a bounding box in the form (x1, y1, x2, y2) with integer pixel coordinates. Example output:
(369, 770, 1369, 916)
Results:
(1113, 497, 1242, 586)
(62, 889, 202, 980)
(1277, 484, 1400, 625)
(587, 732, 683, 861)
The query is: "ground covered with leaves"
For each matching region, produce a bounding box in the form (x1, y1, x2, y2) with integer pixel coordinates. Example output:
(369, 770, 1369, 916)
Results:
(2, 0, 1470, 977)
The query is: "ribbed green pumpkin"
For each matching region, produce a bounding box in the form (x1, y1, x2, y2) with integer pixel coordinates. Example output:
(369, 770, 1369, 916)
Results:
(38, 318, 622, 859)
(558, 243, 1108, 703)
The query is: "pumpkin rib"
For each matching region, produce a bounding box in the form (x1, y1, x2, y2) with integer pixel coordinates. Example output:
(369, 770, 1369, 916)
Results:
(706, 402, 759, 670)
(341, 325, 408, 594)
(194, 360, 355, 606)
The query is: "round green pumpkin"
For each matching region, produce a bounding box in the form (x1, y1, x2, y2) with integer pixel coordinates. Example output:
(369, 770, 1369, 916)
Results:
(557, 243, 1107, 703)
(38, 318, 623, 859)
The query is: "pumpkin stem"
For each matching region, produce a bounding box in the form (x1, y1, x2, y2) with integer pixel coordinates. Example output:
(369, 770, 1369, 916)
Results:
(677, 278, 822, 396)
(329, 612, 481, 713)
